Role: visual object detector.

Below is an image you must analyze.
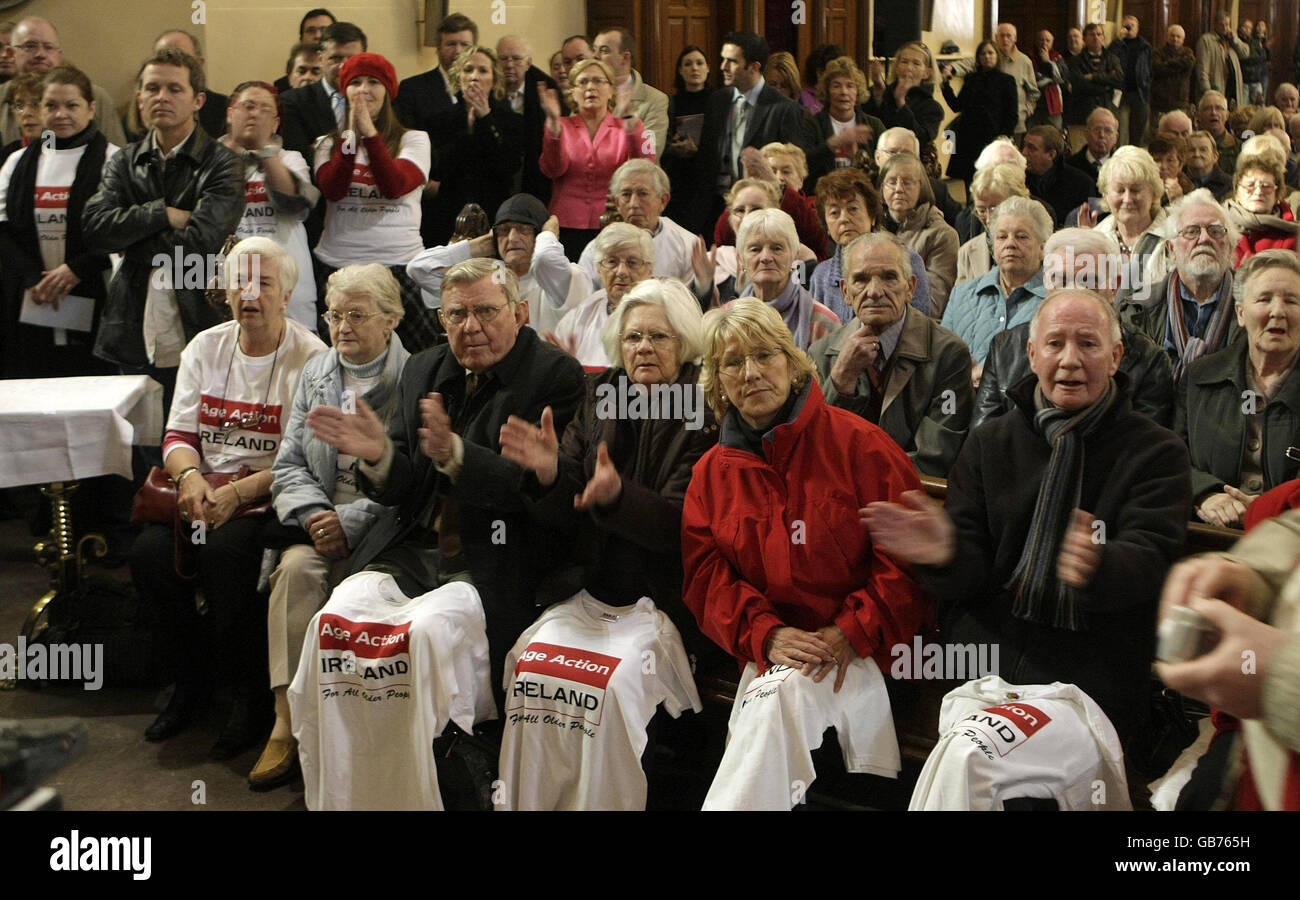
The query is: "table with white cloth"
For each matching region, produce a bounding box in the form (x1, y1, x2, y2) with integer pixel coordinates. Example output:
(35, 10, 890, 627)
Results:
(0, 376, 163, 651)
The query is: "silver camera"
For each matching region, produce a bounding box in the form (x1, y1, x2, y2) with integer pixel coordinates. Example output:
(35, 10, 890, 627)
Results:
(1157, 606, 1219, 663)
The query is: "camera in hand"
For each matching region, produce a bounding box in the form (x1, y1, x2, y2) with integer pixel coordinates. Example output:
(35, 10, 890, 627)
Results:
(1157, 605, 1219, 663)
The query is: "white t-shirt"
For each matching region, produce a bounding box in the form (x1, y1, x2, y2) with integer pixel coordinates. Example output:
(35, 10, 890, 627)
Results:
(909, 676, 1130, 811)
(163, 318, 325, 473)
(703, 657, 900, 811)
(497, 591, 701, 810)
(234, 149, 318, 329)
(313, 130, 431, 268)
(554, 290, 614, 369)
(288, 572, 496, 811)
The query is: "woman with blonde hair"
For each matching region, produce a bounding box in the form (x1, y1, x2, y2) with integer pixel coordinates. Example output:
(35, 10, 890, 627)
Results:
(1226, 146, 1298, 264)
(1081, 145, 1169, 304)
(863, 40, 944, 146)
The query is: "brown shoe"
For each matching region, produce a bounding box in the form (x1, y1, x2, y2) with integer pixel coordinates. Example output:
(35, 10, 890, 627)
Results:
(248, 737, 299, 791)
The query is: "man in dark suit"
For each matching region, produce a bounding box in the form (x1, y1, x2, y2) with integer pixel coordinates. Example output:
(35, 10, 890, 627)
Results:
(274, 42, 324, 95)
(279, 21, 365, 159)
(312, 259, 585, 707)
(1065, 106, 1117, 194)
(1023, 126, 1095, 227)
(497, 35, 559, 205)
(688, 31, 809, 234)
(274, 8, 335, 91)
(395, 12, 478, 134)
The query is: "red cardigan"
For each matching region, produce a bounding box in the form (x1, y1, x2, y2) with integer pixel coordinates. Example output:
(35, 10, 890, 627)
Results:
(539, 112, 655, 229)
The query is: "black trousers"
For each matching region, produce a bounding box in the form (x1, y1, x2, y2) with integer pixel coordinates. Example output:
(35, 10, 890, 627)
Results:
(130, 516, 269, 700)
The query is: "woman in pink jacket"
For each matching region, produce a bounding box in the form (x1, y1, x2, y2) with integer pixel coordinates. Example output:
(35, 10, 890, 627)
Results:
(538, 57, 655, 261)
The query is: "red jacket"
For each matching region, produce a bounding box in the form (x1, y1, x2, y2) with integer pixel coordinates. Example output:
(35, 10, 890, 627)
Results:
(682, 380, 932, 670)
(1233, 202, 1299, 265)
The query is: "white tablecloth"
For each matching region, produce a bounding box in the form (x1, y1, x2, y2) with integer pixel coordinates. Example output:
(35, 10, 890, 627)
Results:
(0, 376, 164, 488)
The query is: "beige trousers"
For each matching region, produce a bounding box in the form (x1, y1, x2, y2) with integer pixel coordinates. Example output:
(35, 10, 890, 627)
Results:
(267, 543, 350, 689)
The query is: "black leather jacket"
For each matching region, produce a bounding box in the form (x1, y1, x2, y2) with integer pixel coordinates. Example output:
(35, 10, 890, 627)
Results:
(82, 125, 244, 367)
(973, 320, 1175, 429)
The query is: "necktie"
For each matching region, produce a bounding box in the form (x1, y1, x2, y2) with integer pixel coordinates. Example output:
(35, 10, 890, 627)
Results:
(730, 93, 748, 179)
(331, 89, 345, 128)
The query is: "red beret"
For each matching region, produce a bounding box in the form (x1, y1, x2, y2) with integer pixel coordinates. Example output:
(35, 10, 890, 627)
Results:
(338, 52, 399, 101)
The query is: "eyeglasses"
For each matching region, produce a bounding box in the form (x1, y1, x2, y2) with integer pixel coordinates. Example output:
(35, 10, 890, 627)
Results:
(1239, 179, 1278, 195)
(14, 41, 60, 54)
(621, 330, 677, 349)
(1176, 223, 1229, 240)
(494, 223, 536, 238)
(598, 256, 649, 271)
(10, 99, 39, 112)
(573, 76, 610, 88)
(719, 348, 783, 376)
(882, 177, 920, 191)
(322, 310, 383, 326)
(439, 304, 509, 325)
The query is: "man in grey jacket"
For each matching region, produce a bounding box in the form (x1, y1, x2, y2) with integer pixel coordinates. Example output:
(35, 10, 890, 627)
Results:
(594, 27, 668, 157)
(810, 233, 973, 477)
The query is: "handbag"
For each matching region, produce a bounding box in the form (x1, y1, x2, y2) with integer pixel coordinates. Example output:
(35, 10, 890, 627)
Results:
(129, 464, 271, 526)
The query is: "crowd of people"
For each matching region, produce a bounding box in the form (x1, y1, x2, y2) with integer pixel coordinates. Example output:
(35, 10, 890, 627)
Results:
(1, 7, 1298, 811)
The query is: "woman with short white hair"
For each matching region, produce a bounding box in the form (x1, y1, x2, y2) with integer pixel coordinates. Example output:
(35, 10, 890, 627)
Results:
(957, 163, 1031, 282)
(1084, 146, 1169, 304)
(736, 208, 840, 349)
(552, 222, 655, 367)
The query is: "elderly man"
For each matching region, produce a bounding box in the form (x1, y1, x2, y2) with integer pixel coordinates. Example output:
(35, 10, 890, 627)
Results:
(407, 193, 589, 334)
(497, 35, 560, 204)
(1110, 15, 1152, 146)
(594, 27, 668, 157)
(865, 287, 1192, 746)
(557, 34, 594, 90)
(1182, 130, 1233, 199)
(1275, 83, 1300, 118)
(810, 234, 972, 476)
(1151, 25, 1196, 118)
(1157, 109, 1194, 142)
(1120, 189, 1241, 380)
(947, 23, 1040, 139)
(1065, 23, 1123, 151)
(279, 21, 365, 159)
(1196, 10, 1250, 108)
(1197, 91, 1239, 175)
(1023, 126, 1095, 228)
(976, 228, 1175, 429)
(1028, 29, 1067, 131)
(942, 195, 1050, 369)
(0, 16, 125, 145)
(395, 12, 477, 133)
(82, 47, 243, 407)
(577, 159, 702, 290)
(310, 258, 586, 708)
(1066, 107, 1118, 191)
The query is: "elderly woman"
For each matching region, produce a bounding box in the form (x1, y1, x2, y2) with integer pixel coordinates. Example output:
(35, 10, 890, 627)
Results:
(0, 72, 43, 167)
(940, 41, 1018, 186)
(314, 53, 438, 350)
(1177, 249, 1300, 529)
(539, 57, 655, 261)
(1226, 149, 1298, 264)
(222, 80, 320, 330)
(1081, 146, 1169, 305)
(249, 264, 409, 789)
(736, 208, 840, 350)
(956, 163, 1031, 283)
(806, 56, 887, 186)
(879, 151, 959, 317)
(943, 195, 1051, 371)
(1147, 134, 1195, 205)
(500, 278, 717, 652)
(0, 66, 119, 379)
(425, 45, 523, 246)
(711, 177, 818, 303)
(129, 237, 326, 754)
(553, 222, 654, 366)
(809, 168, 930, 319)
(682, 298, 929, 809)
(710, 146, 827, 260)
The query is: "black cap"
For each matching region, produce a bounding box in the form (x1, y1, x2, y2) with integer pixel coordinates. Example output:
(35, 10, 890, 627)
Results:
(494, 194, 549, 231)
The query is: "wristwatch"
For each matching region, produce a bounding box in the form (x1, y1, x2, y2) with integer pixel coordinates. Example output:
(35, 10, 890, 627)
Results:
(253, 136, 283, 159)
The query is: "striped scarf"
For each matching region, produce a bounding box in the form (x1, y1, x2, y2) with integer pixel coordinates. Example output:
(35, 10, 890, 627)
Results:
(1007, 377, 1118, 631)
(1166, 268, 1234, 384)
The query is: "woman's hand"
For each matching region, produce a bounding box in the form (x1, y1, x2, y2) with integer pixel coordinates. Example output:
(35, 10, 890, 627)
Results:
(1163, 176, 1185, 202)
(667, 133, 697, 156)
(574, 442, 622, 509)
(304, 509, 349, 559)
(1158, 555, 1255, 625)
(177, 471, 215, 527)
(690, 235, 717, 287)
(307, 396, 388, 464)
(827, 124, 875, 152)
(1196, 490, 1249, 529)
(810, 624, 857, 692)
(203, 482, 241, 530)
(32, 264, 81, 305)
(347, 89, 378, 138)
(498, 406, 559, 486)
(740, 146, 777, 182)
(765, 626, 836, 672)
(1076, 202, 1098, 228)
(867, 58, 886, 94)
(539, 83, 563, 134)
(860, 490, 956, 566)
(463, 79, 491, 122)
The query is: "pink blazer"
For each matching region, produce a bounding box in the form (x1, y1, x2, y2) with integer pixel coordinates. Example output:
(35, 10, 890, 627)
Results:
(539, 112, 656, 229)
